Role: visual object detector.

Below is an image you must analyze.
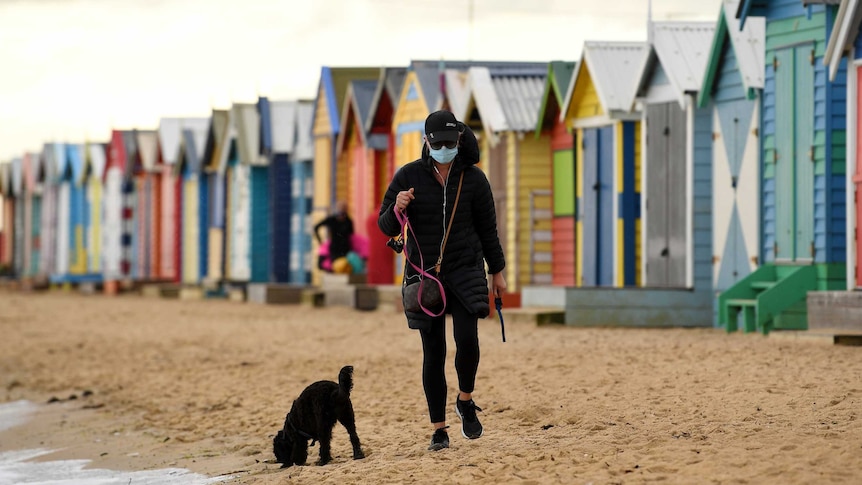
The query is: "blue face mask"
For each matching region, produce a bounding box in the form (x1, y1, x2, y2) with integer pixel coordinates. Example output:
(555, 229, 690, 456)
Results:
(429, 145, 458, 164)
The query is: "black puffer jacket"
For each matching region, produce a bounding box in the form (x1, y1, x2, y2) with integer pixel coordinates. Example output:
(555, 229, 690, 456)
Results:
(378, 124, 505, 328)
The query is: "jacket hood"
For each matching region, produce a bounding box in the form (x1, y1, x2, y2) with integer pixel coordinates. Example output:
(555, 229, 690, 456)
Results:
(421, 122, 480, 169)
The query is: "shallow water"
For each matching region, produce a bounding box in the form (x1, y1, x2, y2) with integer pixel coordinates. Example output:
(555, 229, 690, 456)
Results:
(0, 401, 229, 485)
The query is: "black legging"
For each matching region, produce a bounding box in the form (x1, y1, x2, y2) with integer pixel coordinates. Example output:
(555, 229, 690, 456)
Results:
(419, 287, 480, 423)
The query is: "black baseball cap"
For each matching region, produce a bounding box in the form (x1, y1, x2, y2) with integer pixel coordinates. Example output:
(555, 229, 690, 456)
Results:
(424, 110, 460, 143)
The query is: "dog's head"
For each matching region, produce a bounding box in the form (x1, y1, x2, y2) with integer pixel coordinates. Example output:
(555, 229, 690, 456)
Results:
(272, 429, 295, 467)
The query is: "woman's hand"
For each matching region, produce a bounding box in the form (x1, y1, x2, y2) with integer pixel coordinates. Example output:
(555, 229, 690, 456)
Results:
(491, 272, 507, 297)
(395, 188, 415, 212)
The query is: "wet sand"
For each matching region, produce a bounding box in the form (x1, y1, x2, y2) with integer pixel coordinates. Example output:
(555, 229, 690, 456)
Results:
(1, 290, 860, 484)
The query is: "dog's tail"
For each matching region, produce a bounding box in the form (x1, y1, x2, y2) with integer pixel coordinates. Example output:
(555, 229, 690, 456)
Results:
(338, 365, 354, 396)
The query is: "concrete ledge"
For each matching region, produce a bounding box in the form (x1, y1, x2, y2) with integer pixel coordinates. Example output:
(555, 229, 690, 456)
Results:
(807, 291, 862, 332)
(375, 285, 403, 313)
(521, 285, 567, 308)
(564, 288, 713, 327)
(247, 283, 310, 305)
(179, 286, 205, 300)
(769, 328, 862, 346)
(301, 288, 325, 307)
(500, 306, 565, 326)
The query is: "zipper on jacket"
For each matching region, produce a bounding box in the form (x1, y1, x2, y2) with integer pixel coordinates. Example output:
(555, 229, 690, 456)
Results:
(434, 165, 450, 270)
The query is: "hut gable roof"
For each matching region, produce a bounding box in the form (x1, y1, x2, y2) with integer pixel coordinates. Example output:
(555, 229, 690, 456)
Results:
(563, 41, 649, 120)
(698, 1, 765, 106)
(825, 0, 862, 80)
(536, 61, 577, 133)
(637, 22, 714, 107)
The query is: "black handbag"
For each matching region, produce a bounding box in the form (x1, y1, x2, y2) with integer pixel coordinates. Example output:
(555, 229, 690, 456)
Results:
(401, 171, 464, 315)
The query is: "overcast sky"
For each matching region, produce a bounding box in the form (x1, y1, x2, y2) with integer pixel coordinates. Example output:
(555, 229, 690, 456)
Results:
(0, 0, 722, 161)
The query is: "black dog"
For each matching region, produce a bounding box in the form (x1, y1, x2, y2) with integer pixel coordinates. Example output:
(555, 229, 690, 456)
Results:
(273, 365, 365, 467)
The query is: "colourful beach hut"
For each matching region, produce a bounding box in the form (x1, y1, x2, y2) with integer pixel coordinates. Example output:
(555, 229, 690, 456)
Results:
(103, 130, 135, 282)
(825, 0, 862, 289)
(562, 41, 649, 288)
(85, 142, 107, 274)
(39, 144, 64, 280)
(135, 130, 160, 280)
(362, 67, 406, 284)
(202, 109, 230, 285)
(175, 118, 211, 285)
(717, 0, 848, 333)
(312, 66, 380, 282)
(634, 21, 715, 296)
(536, 61, 578, 287)
(698, 0, 765, 316)
(0, 162, 13, 271)
(65, 143, 88, 277)
(22, 152, 43, 279)
(456, 63, 550, 291)
(157, 119, 187, 283)
(10, 157, 24, 277)
(221, 102, 267, 284)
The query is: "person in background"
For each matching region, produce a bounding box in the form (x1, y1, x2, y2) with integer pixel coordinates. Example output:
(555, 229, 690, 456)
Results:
(315, 200, 354, 272)
(377, 110, 507, 452)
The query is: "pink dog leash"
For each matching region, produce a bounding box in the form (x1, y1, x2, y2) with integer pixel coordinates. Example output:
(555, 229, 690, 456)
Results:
(394, 205, 447, 317)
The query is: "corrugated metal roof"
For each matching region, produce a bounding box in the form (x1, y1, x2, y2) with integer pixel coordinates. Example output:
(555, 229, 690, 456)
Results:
(66, 143, 86, 184)
(650, 22, 715, 94)
(724, 0, 764, 90)
(366, 67, 407, 134)
(215, 109, 237, 175)
(158, 118, 183, 165)
(0, 162, 9, 196)
(445, 69, 472, 122)
(202, 109, 229, 173)
(135, 130, 159, 172)
(465, 63, 546, 135)
(41, 142, 66, 183)
(180, 118, 210, 173)
(233, 103, 266, 166)
(294, 100, 315, 161)
(121, 131, 139, 178)
(824, 0, 858, 80)
(258, 97, 272, 155)
(11, 157, 22, 197)
(351, 80, 378, 129)
(87, 142, 107, 180)
(566, 41, 649, 116)
(270, 100, 298, 155)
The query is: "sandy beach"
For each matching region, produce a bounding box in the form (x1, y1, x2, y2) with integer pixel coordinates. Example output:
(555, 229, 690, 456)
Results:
(0, 290, 860, 484)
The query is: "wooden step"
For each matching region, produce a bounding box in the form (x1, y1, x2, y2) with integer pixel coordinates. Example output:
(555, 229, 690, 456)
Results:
(750, 281, 777, 291)
(726, 298, 757, 307)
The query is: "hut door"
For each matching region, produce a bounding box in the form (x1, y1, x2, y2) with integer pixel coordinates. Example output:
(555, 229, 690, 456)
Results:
(581, 126, 614, 286)
(855, 65, 862, 287)
(713, 99, 759, 292)
(645, 102, 687, 287)
(488, 136, 508, 261)
(774, 45, 815, 262)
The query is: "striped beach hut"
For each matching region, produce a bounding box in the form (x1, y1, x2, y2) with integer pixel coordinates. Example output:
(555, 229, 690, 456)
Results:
(562, 41, 649, 288)
(717, 0, 848, 333)
(135, 130, 160, 280)
(825, 0, 862, 289)
(457, 63, 550, 292)
(698, 0, 765, 316)
(202, 109, 231, 285)
(536, 61, 578, 287)
(312, 66, 380, 282)
(85, 142, 107, 274)
(634, 21, 715, 297)
(175, 118, 211, 285)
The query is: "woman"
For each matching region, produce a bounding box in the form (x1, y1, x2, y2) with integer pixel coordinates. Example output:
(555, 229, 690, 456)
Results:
(377, 110, 507, 451)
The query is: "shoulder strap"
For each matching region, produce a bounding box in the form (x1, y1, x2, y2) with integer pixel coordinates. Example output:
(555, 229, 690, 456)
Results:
(434, 171, 465, 274)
